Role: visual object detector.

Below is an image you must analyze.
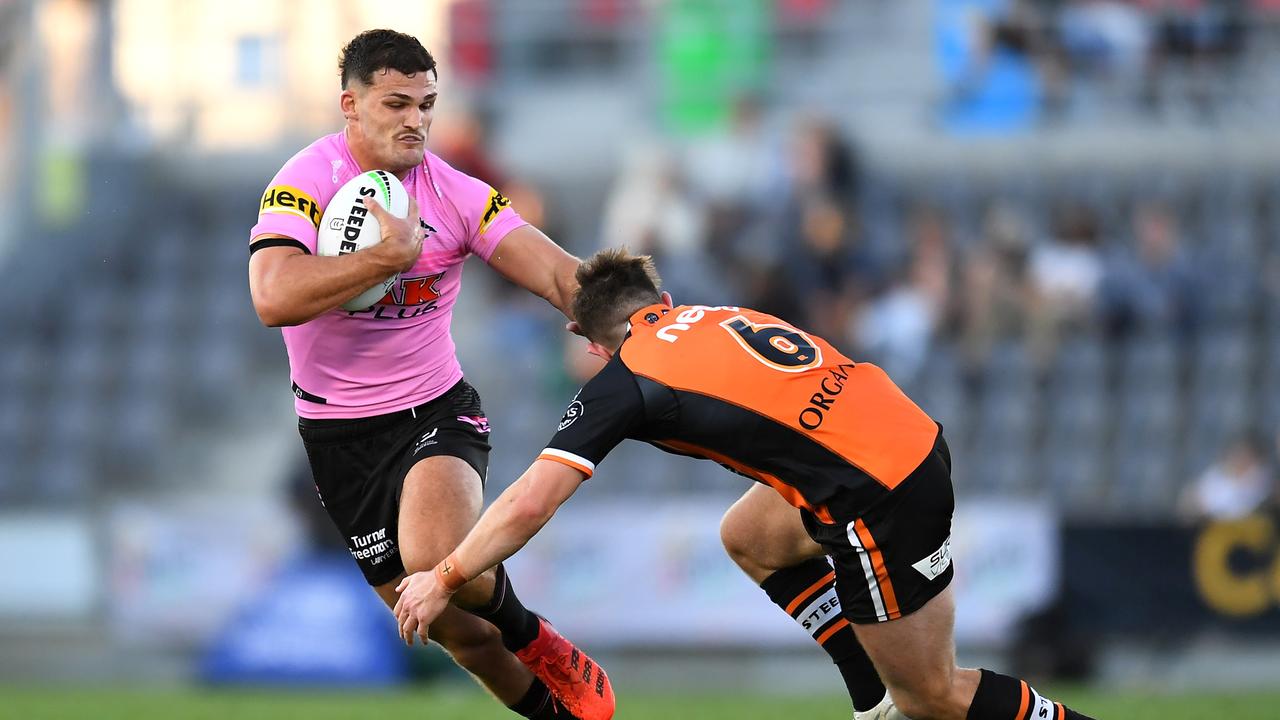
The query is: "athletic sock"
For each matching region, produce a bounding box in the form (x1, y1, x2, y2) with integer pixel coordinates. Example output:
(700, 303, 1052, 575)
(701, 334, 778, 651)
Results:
(509, 677, 579, 719)
(761, 558, 885, 713)
(967, 668, 1096, 720)
(467, 563, 542, 653)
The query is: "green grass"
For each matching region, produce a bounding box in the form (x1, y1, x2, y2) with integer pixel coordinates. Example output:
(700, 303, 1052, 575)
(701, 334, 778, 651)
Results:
(2, 686, 1278, 719)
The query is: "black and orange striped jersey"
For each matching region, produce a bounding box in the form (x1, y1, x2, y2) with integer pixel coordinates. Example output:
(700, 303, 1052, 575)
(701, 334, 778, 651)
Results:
(538, 303, 941, 523)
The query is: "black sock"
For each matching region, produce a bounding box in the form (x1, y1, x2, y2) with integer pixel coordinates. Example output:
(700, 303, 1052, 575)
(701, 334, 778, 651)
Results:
(761, 558, 885, 713)
(467, 564, 542, 653)
(967, 668, 1096, 720)
(509, 677, 578, 719)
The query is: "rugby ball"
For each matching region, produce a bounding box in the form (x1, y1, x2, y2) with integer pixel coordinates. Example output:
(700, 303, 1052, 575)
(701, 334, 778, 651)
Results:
(317, 169, 410, 311)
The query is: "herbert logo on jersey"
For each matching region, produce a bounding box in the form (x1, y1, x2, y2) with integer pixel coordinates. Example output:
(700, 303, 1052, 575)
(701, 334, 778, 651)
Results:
(479, 188, 512, 234)
(260, 185, 323, 229)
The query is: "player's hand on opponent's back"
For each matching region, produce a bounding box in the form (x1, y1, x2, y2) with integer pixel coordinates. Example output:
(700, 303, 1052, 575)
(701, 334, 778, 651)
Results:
(393, 570, 452, 646)
(363, 194, 423, 274)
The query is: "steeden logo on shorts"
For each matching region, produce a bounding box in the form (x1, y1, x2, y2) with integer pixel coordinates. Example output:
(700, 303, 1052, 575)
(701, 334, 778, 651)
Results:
(260, 184, 323, 229)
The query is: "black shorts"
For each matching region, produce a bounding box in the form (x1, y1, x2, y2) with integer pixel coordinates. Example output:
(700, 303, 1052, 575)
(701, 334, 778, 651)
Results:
(298, 379, 492, 586)
(802, 435, 955, 624)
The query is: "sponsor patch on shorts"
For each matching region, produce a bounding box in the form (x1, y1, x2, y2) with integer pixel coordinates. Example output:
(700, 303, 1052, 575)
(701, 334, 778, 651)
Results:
(912, 535, 952, 581)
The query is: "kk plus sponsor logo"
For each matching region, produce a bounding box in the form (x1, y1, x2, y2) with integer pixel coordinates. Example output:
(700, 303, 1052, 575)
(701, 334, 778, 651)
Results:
(260, 185, 323, 229)
(346, 271, 445, 320)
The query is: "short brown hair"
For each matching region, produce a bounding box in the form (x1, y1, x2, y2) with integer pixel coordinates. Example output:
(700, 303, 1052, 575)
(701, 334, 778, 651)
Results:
(340, 29, 436, 89)
(572, 248, 662, 347)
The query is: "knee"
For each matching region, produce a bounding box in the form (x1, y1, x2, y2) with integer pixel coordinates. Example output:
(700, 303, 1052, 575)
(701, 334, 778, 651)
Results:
(719, 510, 759, 570)
(435, 618, 505, 670)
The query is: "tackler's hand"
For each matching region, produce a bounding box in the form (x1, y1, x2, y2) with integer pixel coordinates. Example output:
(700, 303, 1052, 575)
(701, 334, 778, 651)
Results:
(393, 570, 452, 646)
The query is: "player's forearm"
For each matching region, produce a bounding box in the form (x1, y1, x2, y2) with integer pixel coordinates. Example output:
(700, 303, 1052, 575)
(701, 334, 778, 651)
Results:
(251, 250, 400, 326)
(453, 481, 557, 578)
(549, 262, 579, 320)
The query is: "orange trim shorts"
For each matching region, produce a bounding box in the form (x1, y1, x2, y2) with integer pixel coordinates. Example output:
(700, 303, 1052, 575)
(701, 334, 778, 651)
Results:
(801, 436, 956, 624)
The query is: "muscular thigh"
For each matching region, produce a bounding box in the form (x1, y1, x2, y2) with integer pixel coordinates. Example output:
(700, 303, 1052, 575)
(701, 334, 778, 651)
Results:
(397, 454, 485, 572)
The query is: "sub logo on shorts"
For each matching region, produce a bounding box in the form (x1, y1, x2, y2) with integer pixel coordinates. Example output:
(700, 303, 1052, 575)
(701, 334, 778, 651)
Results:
(912, 535, 952, 581)
(457, 415, 491, 434)
(412, 428, 438, 455)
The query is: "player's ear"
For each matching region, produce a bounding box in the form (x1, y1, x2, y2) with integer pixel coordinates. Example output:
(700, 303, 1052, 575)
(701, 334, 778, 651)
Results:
(660, 291, 673, 308)
(340, 89, 358, 120)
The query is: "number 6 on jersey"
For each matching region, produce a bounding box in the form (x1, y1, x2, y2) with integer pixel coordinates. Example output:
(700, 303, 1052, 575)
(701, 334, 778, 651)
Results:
(720, 315, 823, 372)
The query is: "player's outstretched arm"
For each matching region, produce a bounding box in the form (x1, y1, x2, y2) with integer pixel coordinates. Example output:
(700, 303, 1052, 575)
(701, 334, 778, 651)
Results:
(393, 459, 586, 646)
(487, 225, 581, 320)
(248, 196, 423, 326)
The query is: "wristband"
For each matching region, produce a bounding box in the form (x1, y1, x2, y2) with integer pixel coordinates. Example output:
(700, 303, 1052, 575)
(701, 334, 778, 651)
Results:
(434, 553, 469, 593)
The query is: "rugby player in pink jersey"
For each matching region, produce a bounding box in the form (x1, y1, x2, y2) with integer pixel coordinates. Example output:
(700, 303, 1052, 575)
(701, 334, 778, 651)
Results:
(247, 29, 612, 720)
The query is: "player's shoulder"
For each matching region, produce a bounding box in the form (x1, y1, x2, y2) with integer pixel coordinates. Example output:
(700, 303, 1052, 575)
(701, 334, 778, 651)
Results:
(423, 149, 492, 196)
(271, 132, 347, 183)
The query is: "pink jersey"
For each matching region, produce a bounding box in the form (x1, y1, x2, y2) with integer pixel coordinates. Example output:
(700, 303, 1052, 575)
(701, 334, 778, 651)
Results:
(250, 131, 528, 419)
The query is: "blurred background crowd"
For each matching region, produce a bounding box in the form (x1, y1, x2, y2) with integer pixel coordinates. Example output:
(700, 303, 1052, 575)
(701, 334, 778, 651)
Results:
(1, 0, 1279, 694)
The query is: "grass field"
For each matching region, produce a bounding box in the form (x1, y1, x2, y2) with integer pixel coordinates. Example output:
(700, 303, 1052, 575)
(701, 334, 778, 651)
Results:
(3, 687, 1279, 719)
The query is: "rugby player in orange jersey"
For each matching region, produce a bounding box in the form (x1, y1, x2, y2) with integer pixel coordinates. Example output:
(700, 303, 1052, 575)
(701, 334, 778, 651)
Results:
(395, 249, 1099, 720)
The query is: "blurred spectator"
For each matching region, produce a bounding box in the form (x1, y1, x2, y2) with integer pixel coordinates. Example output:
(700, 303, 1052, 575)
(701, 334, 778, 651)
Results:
(957, 203, 1035, 378)
(779, 194, 877, 343)
(1141, 0, 1247, 116)
(1028, 201, 1104, 366)
(1058, 0, 1152, 79)
(685, 94, 780, 213)
(746, 117, 868, 335)
(856, 205, 953, 384)
(786, 115, 860, 202)
(687, 95, 786, 288)
(600, 143, 728, 304)
(1101, 200, 1199, 339)
(1179, 431, 1275, 521)
(937, 0, 1048, 131)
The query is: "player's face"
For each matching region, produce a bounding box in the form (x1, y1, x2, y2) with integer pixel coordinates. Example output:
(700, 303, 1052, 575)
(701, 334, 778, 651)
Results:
(343, 69, 437, 175)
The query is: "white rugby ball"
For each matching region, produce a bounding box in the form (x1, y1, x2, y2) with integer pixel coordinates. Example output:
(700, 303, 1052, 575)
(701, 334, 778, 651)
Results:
(317, 169, 410, 311)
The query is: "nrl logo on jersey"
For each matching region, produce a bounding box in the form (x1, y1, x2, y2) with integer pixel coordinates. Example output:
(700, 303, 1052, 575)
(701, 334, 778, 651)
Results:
(558, 395, 584, 431)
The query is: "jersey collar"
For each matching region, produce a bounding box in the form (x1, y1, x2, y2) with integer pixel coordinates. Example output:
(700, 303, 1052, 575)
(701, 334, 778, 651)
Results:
(627, 303, 672, 330)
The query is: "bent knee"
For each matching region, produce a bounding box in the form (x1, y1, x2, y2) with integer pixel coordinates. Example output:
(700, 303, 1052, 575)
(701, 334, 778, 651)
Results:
(719, 513, 752, 561)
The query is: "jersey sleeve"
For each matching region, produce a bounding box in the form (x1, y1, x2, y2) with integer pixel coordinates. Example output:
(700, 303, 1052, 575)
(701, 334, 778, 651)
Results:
(249, 152, 329, 253)
(538, 358, 644, 478)
(433, 158, 528, 262)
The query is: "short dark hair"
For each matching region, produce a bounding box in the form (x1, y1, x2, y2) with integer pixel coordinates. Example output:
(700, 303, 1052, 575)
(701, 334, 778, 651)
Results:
(339, 29, 436, 89)
(572, 248, 663, 347)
